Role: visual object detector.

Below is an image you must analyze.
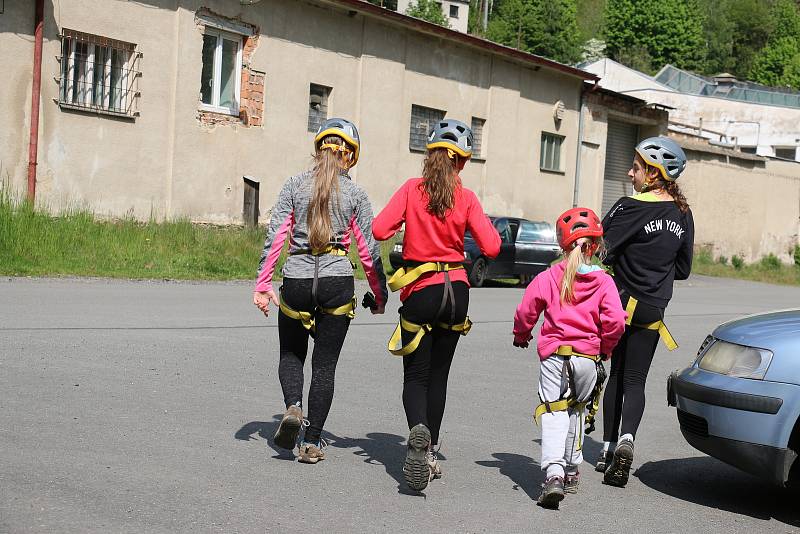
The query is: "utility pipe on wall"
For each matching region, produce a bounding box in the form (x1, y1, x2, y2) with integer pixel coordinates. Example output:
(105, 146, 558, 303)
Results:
(27, 0, 44, 202)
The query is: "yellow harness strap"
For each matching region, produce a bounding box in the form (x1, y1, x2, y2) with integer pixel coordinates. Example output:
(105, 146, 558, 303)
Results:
(387, 262, 464, 292)
(388, 316, 472, 356)
(554, 345, 601, 362)
(624, 296, 678, 351)
(290, 245, 348, 257)
(279, 296, 356, 332)
(534, 399, 587, 425)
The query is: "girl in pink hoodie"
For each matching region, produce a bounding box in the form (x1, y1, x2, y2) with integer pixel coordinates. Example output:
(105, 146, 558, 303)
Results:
(513, 207, 626, 509)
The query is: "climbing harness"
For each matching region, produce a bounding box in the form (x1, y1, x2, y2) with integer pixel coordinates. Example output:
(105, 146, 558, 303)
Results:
(624, 295, 678, 351)
(385, 261, 471, 356)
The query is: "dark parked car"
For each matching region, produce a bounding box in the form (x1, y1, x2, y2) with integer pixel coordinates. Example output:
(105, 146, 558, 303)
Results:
(389, 216, 561, 287)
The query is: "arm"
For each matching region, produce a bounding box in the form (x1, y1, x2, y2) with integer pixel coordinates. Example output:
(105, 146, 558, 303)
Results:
(466, 193, 501, 259)
(598, 278, 627, 356)
(372, 181, 409, 241)
(675, 209, 694, 280)
(350, 190, 389, 310)
(254, 179, 294, 295)
(513, 274, 547, 346)
(601, 199, 640, 267)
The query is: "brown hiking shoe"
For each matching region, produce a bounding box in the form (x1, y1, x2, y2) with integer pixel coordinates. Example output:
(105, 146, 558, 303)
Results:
(273, 405, 302, 450)
(297, 441, 326, 464)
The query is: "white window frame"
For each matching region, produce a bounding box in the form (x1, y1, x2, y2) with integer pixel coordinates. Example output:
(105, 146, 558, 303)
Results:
(540, 132, 565, 173)
(199, 28, 243, 116)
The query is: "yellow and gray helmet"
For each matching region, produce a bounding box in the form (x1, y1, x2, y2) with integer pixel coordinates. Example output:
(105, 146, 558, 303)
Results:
(635, 136, 687, 181)
(426, 119, 473, 159)
(315, 117, 360, 166)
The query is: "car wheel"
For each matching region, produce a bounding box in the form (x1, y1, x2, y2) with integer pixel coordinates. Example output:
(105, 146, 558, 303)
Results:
(469, 257, 488, 287)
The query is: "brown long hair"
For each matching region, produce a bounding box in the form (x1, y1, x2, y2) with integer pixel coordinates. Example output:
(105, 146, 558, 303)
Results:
(420, 148, 460, 219)
(308, 135, 349, 251)
(643, 160, 690, 213)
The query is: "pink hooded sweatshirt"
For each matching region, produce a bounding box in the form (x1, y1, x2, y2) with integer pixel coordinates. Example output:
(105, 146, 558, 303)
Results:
(513, 261, 627, 361)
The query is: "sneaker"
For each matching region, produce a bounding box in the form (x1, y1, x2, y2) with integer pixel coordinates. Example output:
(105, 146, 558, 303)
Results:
(537, 476, 565, 509)
(273, 405, 302, 450)
(427, 447, 442, 480)
(403, 424, 431, 491)
(564, 471, 580, 494)
(297, 440, 326, 464)
(604, 438, 634, 487)
(595, 450, 611, 473)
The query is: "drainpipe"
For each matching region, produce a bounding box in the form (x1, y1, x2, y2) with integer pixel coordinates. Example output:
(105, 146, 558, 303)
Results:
(27, 0, 44, 202)
(572, 83, 595, 207)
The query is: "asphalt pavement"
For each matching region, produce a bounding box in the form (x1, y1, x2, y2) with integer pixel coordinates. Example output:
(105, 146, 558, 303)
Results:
(1, 275, 798, 533)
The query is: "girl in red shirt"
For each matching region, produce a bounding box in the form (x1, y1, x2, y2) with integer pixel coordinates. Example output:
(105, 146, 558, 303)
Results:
(373, 119, 500, 491)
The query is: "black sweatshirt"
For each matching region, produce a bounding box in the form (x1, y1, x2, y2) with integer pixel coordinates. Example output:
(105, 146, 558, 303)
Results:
(602, 192, 694, 308)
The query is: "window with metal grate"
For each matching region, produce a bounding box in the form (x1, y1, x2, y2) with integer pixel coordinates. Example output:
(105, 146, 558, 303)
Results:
(308, 84, 331, 133)
(409, 105, 446, 151)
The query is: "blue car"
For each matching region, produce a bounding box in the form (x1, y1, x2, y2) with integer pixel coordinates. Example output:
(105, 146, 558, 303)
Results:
(668, 310, 800, 488)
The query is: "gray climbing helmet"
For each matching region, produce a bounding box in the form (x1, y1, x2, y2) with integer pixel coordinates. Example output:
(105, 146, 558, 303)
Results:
(315, 118, 360, 165)
(635, 136, 687, 181)
(426, 119, 473, 158)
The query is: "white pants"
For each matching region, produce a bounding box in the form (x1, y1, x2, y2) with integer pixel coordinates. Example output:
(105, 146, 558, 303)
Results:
(538, 355, 597, 479)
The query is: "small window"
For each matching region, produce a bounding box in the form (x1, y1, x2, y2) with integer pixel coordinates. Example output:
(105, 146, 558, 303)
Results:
(449, 5, 459, 17)
(410, 104, 446, 151)
(199, 29, 243, 115)
(308, 84, 331, 133)
(740, 146, 758, 154)
(471, 117, 485, 159)
(774, 147, 797, 160)
(58, 30, 140, 117)
(540, 132, 565, 172)
(517, 221, 556, 244)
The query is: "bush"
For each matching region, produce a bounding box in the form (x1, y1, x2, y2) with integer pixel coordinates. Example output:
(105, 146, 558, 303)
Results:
(732, 255, 744, 270)
(760, 253, 781, 270)
(793, 245, 800, 267)
(695, 248, 714, 265)
(717, 255, 728, 265)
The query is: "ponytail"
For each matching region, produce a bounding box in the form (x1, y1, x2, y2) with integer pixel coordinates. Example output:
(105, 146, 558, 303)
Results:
(308, 135, 347, 251)
(644, 162, 690, 213)
(560, 237, 604, 304)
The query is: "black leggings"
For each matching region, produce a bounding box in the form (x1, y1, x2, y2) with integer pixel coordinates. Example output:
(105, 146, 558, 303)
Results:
(278, 276, 353, 444)
(400, 281, 469, 446)
(602, 290, 664, 442)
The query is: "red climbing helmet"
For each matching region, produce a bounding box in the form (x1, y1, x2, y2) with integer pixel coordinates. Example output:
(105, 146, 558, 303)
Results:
(556, 207, 603, 251)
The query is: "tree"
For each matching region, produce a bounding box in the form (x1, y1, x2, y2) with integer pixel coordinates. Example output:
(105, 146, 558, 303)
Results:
(486, 0, 581, 64)
(603, 0, 706, 74)
(750, 0, 800, 88)
(406, 0, 450, 27)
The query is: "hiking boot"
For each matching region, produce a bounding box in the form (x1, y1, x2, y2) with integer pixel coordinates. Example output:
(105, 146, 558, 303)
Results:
(403, 424, 431, 491)
(427, 447, 442, 480)
(595, 450, 611, 473)
(537, 476, 565, 509)
(604, 438, 634, 487)
(297, 441, 326, 464)
(564, 471, 580, 494)
(273, 405, 302, 450)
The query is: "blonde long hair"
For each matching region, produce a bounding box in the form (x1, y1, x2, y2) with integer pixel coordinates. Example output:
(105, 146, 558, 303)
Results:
(560, 237, 604, 304)
(420, 148, 461, 219)
(308, 135, 350, 251)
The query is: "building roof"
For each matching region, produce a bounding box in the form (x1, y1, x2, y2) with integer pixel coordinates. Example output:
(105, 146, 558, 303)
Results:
(321, 0, 598, 81)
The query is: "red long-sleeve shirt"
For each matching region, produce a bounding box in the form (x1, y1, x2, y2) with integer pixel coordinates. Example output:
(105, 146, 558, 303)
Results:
(373, 177, 501, 301)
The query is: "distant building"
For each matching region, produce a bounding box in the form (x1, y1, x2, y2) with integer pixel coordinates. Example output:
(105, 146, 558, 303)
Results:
(395, 0, 470, 34)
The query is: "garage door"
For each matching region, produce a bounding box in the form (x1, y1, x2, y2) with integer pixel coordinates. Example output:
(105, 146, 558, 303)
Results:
(602, 120, 639, 215)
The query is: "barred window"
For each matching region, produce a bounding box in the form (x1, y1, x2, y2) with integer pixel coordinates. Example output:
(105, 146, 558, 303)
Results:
(200, 29, 243, 115)
(308, 84, 331, 133)
(58, 30, 140, 117)
(471, 117, 485, 159)
(540, 132, 564, 172)
(410, 105, 446, 151)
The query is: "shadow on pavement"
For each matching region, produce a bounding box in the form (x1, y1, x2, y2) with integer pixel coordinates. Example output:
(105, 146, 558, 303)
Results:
(635, 456, 799, 527)
(325, 431, 426, 497)
(234, 415, 296, 461)
(475, 452, 545, 501)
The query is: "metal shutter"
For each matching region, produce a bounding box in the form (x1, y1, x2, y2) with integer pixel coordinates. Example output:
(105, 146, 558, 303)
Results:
(602, 120, 639, 215)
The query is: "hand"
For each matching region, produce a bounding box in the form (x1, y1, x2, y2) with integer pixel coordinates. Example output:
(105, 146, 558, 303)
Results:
(370, 304, 385, 315)
(513, 339, 529, 349)
(253, 290, 277, 317)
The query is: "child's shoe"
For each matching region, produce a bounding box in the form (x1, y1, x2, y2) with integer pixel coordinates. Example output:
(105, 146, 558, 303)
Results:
(427, 446, 442, 480)
(273, 405, 302, 450)
(538, 476, 565, 509)
(564, 471, 580, 494)
(403, 424, 431, 491)
(297, 440, 326, 464)
(595, 450, 612, 472)
(604, 437, 634, 487)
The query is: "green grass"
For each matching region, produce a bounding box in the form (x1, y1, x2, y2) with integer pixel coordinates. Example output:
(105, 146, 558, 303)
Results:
(0, 189, 396, 281)
(692, 248, 800, 286)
